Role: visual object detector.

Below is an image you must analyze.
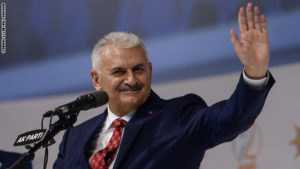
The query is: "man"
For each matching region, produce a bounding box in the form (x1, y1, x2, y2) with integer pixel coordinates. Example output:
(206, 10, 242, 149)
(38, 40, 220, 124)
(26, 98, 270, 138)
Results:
(54, 3, 274, 169)
(0, 150, 32, 169)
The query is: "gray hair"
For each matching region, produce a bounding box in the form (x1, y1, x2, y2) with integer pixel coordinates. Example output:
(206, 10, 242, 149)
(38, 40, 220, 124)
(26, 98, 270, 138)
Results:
(91, 32, 148, 74)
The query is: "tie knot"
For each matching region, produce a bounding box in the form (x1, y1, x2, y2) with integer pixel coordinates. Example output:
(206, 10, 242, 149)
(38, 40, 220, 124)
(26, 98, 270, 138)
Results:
(113, 118, 127, 129)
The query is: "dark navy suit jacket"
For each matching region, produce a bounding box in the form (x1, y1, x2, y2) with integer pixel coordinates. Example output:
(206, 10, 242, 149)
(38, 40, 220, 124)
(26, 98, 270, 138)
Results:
(53, 74, 274, 169)
(0, 150, 32, 169)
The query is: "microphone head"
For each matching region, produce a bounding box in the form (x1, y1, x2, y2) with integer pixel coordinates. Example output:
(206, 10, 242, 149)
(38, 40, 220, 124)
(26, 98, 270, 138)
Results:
(88, 90, 109, 108)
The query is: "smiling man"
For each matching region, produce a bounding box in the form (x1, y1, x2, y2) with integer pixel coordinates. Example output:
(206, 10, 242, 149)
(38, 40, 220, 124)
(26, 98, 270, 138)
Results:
(90, 43, 152, 117)
(54, 3, 275, 169)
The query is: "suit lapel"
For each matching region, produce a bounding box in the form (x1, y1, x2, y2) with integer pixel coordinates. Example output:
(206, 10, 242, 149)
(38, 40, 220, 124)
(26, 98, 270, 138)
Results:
(113, 91, 164, 169)
(80, 110, 108, 169)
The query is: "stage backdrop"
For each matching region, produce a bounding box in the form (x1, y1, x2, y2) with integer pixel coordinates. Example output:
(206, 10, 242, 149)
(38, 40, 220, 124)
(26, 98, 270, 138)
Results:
(0, 62, 299, 169)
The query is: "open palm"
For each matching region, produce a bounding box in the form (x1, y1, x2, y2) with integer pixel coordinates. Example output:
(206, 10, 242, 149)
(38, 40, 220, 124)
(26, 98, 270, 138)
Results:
(231, 3, 270, 79)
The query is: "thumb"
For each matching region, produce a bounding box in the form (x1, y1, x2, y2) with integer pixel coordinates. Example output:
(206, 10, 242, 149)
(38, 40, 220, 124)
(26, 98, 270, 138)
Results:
(230, 29, 240, 49)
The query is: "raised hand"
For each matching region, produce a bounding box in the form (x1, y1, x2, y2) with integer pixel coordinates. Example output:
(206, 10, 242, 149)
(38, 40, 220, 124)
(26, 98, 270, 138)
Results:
(231, 3, 270, 79)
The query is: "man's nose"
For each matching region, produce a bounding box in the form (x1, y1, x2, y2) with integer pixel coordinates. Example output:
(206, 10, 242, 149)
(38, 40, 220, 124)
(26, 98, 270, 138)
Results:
(124, 71, 137, 85)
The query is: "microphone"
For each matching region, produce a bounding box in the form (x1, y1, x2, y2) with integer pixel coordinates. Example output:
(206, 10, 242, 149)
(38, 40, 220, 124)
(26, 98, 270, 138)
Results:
(43, 90, 109, 117)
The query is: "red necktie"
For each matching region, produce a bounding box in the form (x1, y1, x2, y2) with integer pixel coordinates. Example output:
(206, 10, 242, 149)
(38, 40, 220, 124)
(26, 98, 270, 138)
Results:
(90, 118, 127, 169)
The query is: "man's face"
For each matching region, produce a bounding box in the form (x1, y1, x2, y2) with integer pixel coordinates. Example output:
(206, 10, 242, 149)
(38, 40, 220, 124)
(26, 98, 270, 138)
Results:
(91, 45, 152, 115)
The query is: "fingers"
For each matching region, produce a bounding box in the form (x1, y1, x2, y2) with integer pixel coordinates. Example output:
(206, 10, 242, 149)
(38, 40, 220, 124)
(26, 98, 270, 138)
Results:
(254, 6, 260, 30)
(238, 7, 247, 33)
(246, 3, 254, 29)
(239, 3, 267, 32)
(261, 15, 268, 33)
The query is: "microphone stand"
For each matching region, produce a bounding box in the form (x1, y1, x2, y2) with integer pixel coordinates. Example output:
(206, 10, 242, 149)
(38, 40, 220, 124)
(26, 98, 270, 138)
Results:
(8, 112, 79, 169)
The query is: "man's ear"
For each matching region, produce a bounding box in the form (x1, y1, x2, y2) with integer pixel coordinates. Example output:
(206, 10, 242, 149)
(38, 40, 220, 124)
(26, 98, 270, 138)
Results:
(149, 62, 152, 80)
(90, 70, 102, 91)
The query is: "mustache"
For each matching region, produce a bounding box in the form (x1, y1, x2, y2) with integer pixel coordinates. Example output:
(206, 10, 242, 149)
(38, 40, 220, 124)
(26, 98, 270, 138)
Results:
(118, 83, 143, 91)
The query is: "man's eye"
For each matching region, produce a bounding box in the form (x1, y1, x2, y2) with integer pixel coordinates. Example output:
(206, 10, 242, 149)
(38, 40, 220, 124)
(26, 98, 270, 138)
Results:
(134, 67, 145, 72)
(112, 70, 125, 75)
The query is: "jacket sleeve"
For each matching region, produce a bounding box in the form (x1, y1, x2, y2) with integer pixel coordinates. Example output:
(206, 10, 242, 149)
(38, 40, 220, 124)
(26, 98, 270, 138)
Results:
(181, 72, 275, 150)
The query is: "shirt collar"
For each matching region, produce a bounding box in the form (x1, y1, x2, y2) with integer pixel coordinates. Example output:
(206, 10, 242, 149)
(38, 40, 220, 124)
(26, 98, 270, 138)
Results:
(102, 105, 135, 131)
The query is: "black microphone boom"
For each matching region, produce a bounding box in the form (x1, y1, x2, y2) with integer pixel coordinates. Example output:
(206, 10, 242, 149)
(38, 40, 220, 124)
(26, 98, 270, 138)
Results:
(43, 90, 108, 117)
(8, 91, 108, 169)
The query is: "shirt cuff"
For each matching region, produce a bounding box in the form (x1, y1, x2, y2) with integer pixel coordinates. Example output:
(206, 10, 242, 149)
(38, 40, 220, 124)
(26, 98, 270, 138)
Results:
(242, 69, 269, 89)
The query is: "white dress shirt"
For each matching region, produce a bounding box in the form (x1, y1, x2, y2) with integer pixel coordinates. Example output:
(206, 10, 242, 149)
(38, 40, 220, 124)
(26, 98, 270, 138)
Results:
(89, 70, 268, 168)
(242, 69, 269, 89)
(89, 106, 135, 169)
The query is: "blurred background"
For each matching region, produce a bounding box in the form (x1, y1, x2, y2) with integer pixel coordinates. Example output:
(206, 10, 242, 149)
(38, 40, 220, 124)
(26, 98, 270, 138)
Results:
(1, 0, 300, 100)
(1, 0, 300, 168)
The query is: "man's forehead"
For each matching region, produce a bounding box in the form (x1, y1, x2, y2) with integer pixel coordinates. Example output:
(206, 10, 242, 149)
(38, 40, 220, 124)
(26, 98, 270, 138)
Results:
(111, 63, 146, 70)
(101, 52, 147, 71)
